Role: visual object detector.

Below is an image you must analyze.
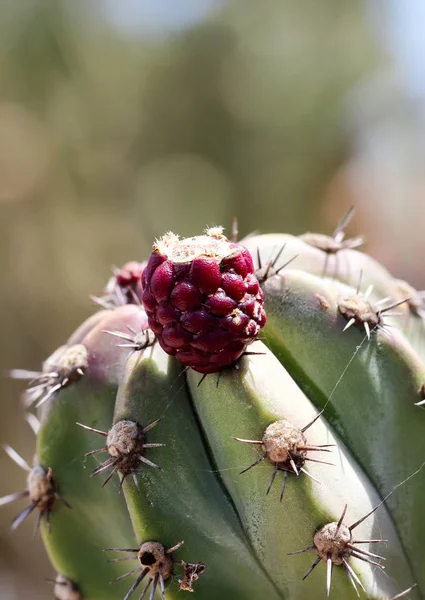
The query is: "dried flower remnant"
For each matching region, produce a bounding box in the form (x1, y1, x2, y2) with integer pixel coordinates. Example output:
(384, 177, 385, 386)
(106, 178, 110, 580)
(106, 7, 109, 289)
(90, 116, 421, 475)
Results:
(106, 540, 204, 599)
(175, 561, 206, 592)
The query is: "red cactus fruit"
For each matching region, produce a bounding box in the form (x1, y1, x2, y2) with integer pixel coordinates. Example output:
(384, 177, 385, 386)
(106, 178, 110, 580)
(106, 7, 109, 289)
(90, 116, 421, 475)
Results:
(97, 261, 146, 308)
(141, 227, 266, 373)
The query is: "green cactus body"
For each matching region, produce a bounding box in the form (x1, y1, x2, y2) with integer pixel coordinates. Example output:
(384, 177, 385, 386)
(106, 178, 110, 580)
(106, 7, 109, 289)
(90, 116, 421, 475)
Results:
(3, 225, 425, 600)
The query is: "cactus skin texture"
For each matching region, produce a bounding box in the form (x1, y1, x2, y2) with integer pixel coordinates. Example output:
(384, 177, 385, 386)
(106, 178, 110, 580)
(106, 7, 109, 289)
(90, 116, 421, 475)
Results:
(3, 222, 425, 599)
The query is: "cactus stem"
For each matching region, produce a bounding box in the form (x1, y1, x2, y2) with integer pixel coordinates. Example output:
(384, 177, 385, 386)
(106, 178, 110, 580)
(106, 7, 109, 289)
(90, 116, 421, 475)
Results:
(392, 584, 418, 599)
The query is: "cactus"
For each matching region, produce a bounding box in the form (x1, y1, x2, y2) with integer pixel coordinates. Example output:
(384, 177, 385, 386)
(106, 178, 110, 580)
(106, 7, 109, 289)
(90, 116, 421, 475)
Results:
(3, 218, 425, 599)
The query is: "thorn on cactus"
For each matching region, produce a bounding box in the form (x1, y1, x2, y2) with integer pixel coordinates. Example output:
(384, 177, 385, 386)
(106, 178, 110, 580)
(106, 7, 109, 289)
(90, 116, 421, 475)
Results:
(0, 445, 70, 533)
(141, 226, 266, 374)
(339, 285, 410, 340)
(416, 384, 425, 406)
(47, 574, 82, 600)
(77, 419, 165, 487)
(289, 503, 387, 597)
(299, 207, 364, 278)
(391, 584, 418, 599)
(256, 244, 298, 284)
(10, 344, 88, 408)
(106, 540, 203, 599)
(25, 412, 41, 435)
(103, 326, 155, 351)
(231, 216, 238, 242)
(396, 279, 425, 318)
(234, 414, 334, 502)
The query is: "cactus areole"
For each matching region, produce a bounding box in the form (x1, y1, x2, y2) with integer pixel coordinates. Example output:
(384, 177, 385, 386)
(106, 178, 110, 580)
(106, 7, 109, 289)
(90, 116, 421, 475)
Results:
(141, 227, 266, 373)
(4, 220, 425, 600)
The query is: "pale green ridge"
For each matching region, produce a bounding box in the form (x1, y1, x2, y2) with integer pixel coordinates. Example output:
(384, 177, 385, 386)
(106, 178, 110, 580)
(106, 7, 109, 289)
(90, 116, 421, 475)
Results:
(262, 269, 425, 596)
(187, 343, 414, 600)
(114, 344, 282, 600)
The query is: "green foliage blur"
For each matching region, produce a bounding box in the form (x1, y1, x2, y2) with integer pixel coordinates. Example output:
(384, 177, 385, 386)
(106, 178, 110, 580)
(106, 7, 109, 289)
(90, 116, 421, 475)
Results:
(0, 1, 380, 597)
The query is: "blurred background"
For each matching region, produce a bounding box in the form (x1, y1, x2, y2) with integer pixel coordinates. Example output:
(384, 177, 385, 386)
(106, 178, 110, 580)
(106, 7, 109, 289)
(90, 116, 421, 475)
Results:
(1, 0, 425, 597)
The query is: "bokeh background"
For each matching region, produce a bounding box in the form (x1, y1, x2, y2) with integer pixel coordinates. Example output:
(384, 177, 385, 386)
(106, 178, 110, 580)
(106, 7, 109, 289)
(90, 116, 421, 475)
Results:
(1, 1, 425, 597)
